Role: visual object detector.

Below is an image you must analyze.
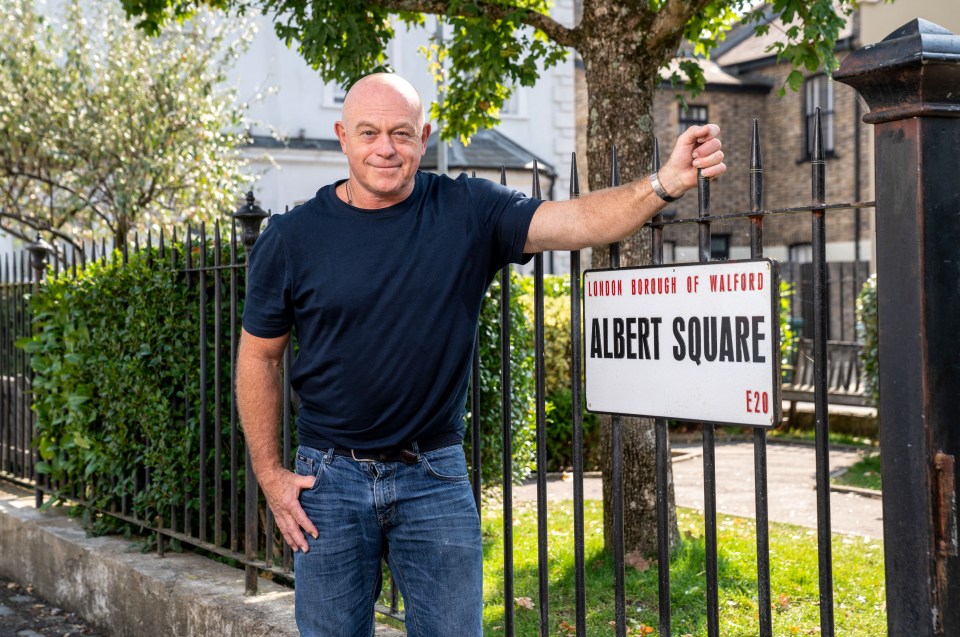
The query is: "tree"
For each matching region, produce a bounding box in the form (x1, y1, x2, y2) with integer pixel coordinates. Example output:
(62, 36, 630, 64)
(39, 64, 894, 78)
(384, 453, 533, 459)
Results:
(0, 0, 252, 254)
(120, 0, 855, 557)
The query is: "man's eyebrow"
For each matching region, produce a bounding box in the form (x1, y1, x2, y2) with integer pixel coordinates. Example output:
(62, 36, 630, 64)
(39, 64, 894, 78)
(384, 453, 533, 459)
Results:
(354, 119, 418, 131)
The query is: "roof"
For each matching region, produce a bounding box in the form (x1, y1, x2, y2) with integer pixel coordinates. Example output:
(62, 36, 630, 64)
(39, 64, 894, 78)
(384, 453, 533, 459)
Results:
(246, 135, 342, 152)
(422, 128, 557, 177)
(660, 57, 772, 92)
(715, 5, 856, 71)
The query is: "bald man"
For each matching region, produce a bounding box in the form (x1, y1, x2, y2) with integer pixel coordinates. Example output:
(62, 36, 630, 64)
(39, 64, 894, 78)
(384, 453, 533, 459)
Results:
(237, 73, 725, 637)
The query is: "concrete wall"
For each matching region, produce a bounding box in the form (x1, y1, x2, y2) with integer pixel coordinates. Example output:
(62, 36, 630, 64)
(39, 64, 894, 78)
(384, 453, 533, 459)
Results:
(0, 483, 301, 637)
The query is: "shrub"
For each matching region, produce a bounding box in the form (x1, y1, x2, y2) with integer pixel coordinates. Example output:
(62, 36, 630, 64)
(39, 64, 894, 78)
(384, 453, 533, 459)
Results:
(23, 246, 212, 536)
(779, 280, 797, 381)
(466, 269, 538, 486)
(857, 274, 879, 407)
(23, 244, 536, 539)
(518, 274, 601, 472)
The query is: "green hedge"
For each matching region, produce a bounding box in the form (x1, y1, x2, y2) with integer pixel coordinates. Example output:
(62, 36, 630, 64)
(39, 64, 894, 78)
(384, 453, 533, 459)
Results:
(518, 274, 601, 472)
(466, 270, 537, 486)
(22, 247, 207, 535)
(21, 245, 537, 539)
(857, 274, 879, 407)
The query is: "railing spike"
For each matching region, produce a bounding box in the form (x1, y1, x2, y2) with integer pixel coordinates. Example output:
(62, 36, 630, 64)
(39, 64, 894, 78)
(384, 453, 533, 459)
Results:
(751, 119, 764, 214)
(569, 152, 580, 198)
(610, 145, 620, 188)
(531, 159, 542, 200)
(500, 166, 507, 187)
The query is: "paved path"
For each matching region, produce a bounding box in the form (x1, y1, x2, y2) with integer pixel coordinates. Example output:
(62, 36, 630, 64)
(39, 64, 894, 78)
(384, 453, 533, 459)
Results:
(0, 577, 105, 637)
(514, 440, 883, 538)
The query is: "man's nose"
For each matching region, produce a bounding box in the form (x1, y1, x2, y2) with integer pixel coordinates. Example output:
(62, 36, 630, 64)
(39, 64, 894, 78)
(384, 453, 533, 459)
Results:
(374, 133, 396, 156)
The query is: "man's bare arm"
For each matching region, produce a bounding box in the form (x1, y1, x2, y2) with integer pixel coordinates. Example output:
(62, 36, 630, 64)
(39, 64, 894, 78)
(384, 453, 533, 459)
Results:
(524, 124, 726, 253)
(236, 328, 317, 552)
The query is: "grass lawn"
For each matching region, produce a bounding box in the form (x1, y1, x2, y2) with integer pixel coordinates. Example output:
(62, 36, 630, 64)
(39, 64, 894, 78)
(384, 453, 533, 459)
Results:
(480, 500, 885, 636)
(766, 426, 878, 449)
(831, 451, 882, 491)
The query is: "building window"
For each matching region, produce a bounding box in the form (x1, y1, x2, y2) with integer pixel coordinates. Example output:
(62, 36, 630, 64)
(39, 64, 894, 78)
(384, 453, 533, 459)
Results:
(711, 234, 730, 260)
(679, 104, 708, 135)
(804, 75, 835, 157)
(662, 241, 676, 264)
(500, 88, 525, 117)
(789, 242, 813, 263)
(323, 83, 347, 108)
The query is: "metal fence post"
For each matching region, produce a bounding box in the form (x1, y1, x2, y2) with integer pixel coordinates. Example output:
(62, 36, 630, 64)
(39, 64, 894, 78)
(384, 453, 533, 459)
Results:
(834, 19, 960, 637)
(234, 191, 269, 596)
(26, 235, 51, 508)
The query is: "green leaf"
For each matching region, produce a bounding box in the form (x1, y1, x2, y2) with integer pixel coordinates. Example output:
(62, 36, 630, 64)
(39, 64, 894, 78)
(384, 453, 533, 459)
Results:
(16, 337, 41, 353)
(73, 431, 92, 449)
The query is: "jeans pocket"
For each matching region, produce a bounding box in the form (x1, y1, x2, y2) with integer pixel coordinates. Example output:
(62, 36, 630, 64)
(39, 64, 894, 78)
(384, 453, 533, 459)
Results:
(295, 453, 324, 491)
(421, 445, 469, 482)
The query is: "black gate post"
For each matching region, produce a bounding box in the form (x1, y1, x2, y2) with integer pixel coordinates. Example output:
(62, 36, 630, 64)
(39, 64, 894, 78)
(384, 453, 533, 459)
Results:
(834, 19, 960, 637)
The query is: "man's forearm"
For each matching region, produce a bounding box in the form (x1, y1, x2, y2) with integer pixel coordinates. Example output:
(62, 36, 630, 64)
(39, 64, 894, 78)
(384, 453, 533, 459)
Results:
(236, 347, 285, 482)
(527, 178, 665, 253)
(523, 124, 725, 254)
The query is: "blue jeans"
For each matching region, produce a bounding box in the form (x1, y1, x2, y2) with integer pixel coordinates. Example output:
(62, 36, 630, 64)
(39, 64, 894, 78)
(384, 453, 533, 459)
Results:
(293, 443, 483, 637)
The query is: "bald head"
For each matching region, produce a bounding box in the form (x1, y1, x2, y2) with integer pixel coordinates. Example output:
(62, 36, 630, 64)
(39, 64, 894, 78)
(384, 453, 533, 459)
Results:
(333, 73, 432, 208)
(342, 73, 426, 132)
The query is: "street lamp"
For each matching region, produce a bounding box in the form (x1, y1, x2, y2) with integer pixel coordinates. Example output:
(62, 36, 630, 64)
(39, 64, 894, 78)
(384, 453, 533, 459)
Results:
(26, 234, 53, 282)
(232, 191, 268, 251)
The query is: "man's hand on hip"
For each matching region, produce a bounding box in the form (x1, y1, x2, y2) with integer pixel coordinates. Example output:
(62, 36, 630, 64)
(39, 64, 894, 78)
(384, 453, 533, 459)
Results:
(259, 467, 319, 553)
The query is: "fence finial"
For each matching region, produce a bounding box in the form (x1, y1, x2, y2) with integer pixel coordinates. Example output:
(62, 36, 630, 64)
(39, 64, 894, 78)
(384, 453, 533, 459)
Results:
(531, 160, 542, 199)
(569, 153, 580, 199)
(26, 234, 53, 281)
(750, 119, 763, 213)
(233, 191, 268, 251)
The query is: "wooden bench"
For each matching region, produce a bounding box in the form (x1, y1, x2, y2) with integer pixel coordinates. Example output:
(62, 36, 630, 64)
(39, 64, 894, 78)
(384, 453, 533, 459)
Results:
(782, 339, 873, 424)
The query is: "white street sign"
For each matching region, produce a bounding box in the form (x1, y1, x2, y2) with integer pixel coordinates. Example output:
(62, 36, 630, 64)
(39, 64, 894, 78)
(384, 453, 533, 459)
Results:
(583, 259, 781, 427)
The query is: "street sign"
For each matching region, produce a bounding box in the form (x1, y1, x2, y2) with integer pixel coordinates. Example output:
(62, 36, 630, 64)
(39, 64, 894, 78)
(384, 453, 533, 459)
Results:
(583, 259, 781, 427)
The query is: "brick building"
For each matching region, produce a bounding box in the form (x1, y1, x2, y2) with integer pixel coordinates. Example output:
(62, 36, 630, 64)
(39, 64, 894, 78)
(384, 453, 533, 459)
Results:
(651, 15, 870, 267)
(578, 1, 959, 265)
(576, 2, 959, 340)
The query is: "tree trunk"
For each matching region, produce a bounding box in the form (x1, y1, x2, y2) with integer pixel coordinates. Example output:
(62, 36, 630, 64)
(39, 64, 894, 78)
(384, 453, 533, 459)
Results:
(579, 31, 681, 557)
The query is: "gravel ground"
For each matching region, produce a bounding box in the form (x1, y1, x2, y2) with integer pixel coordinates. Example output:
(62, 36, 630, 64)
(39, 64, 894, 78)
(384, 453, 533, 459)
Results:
(0, 579, 106, 637)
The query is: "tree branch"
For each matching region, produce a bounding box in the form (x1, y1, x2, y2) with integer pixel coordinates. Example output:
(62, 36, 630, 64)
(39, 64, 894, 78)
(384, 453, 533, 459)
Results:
(368, 0, 580, 48)
(5, 167, 116, 236)
(649, 0, 715, 49)
(0, 211, 84, 253)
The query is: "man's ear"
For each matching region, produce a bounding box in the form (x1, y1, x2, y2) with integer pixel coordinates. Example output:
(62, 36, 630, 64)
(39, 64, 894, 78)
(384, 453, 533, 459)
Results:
(420, 123, 432, 155)
(334, 121, 348, 153)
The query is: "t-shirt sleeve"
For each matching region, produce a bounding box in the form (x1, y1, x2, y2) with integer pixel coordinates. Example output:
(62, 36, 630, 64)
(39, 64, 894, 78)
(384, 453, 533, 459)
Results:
(471, 178, 542, 270)
(241, 219, 293, 338)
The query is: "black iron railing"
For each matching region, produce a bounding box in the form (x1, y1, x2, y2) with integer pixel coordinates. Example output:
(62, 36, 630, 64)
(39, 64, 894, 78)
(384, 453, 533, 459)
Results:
(2, 18, 959, 636)
(0, 112, 875, 636)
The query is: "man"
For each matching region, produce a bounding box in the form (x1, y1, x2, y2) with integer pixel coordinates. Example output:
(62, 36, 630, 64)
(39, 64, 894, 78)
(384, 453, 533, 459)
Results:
(237, 73, 724, 637)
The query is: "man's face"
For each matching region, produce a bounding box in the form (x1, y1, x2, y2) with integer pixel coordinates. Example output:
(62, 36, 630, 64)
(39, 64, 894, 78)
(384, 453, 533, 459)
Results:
(335, 77, 431, 207)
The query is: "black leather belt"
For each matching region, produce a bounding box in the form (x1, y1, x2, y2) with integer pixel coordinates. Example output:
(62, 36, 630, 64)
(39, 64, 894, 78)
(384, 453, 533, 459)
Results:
(333, 431, 461, 464)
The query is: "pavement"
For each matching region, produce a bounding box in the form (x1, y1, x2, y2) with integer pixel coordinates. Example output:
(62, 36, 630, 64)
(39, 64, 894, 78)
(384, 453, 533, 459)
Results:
(514, 439, 883, 538)
(0, 440, 881, 635)
(0, 577, 107, 637)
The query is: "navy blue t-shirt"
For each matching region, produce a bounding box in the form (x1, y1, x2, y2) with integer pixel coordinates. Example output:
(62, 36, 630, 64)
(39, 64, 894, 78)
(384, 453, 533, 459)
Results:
(242, 171, 541, 450)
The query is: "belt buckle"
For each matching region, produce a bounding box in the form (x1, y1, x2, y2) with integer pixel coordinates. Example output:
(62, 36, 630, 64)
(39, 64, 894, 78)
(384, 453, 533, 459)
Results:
(350, 449, 374, 463)
(350, 448, 419, 464)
